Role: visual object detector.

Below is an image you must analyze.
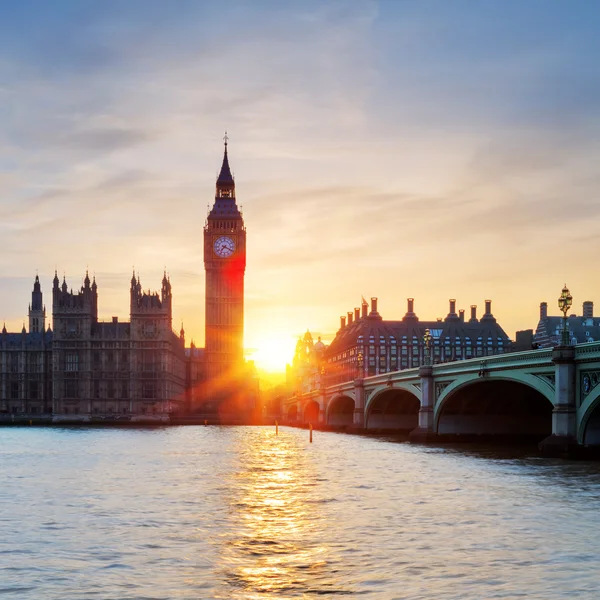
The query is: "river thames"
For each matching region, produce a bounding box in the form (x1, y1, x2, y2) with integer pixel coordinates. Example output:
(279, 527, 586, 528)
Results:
(1, 427, 600, 599)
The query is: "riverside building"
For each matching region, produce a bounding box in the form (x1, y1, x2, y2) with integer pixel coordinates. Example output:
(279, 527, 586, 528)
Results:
(311, 297, 513, 386)
(533, 300, 600, 347)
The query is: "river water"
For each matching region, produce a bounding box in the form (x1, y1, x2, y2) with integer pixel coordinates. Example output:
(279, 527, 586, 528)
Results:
(1, 426, 600, 599)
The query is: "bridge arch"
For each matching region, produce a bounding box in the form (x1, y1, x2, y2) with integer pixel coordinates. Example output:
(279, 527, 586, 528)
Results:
(303, 399, 320, 425)
(326, 394, 355, 427)
(578, 386, 600, 445)
(435, 375, 554, 438)
(287, 404, 298, 421)
(365, 384, 420, 431)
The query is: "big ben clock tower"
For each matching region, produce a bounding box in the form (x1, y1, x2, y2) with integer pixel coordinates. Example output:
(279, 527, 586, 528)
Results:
(204, 135, 246, 386)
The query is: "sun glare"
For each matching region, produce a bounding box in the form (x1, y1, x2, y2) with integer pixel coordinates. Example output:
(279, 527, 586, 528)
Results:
(247, 334, 297, 373)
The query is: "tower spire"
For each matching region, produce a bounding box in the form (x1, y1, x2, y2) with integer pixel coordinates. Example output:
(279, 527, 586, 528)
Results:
(216, 132, 235, 197)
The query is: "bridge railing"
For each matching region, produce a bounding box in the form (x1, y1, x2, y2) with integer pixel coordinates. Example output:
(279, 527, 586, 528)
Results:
(430, 348, 554, 376)
(356, 367, 420, 388)
(575, 341, 600, 359)
(311, 343, 600, 398)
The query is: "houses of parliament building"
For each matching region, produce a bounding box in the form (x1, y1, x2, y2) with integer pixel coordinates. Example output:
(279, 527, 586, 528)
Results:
(0, 141, 254, 422)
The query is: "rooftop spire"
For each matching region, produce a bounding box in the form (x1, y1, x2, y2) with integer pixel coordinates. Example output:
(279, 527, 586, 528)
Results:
(216, 132, 235, 196)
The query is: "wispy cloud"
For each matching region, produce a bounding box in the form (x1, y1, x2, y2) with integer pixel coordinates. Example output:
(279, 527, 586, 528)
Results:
(1, 1, 599, 370)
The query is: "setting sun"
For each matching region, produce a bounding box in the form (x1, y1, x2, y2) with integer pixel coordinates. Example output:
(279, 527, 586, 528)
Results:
(246, 333, 298, 373)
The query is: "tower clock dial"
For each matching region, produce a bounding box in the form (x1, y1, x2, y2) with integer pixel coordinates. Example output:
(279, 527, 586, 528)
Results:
(213, 235, 235, 258)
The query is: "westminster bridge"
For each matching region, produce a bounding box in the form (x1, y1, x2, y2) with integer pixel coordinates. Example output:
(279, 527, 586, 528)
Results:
(284, 342, 600, 453)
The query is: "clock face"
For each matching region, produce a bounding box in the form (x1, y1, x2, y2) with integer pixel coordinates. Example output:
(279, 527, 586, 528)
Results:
(214, 235, 235, 258)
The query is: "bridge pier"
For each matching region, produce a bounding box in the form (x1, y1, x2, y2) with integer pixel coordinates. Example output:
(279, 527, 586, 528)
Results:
(353, 379, 365, 428)
(409, 365, 437, 442)
(539, 346, 579, 456)
(316, 388, 325, 425)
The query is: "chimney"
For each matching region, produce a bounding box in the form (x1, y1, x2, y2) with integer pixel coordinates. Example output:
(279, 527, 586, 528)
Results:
(481, 299, 496, 322)
(446, 299, 458, 321)
(470, 305, 477, 322)
(583, 301, 594, 319)
(347, 311, 353, 325)
(370, 297, 378, 315)
(403, 297, 418, 321)
(354, 307, 360, 321)
(361, 300, 368, 319)
(540, 302, 548, 319)
(459, 309, 465, 322)
(340, 316, 346, 329)
(112, 316, 118, 324)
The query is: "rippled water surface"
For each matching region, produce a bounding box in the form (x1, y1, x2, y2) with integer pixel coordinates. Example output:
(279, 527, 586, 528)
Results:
(2, 427, 600, 599)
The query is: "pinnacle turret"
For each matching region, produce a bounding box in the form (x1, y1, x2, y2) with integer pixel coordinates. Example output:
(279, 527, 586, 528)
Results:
(215, 133, 235, 199)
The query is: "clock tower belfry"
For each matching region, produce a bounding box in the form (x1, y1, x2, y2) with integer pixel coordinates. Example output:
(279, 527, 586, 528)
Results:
(204, 136, 246, 385)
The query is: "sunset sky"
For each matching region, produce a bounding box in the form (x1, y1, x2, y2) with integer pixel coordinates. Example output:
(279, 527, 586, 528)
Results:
(1, 1, 599, 375)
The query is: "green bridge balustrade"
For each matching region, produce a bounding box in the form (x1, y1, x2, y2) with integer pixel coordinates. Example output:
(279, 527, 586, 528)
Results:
(284, 342, 600, 454)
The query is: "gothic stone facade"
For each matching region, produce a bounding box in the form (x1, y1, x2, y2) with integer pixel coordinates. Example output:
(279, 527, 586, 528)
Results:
(52, 271, 186, 419)
(0, 272, 187, 420)
(1, 142, 257, 420)
(203, 139, 246, 384)
(0, 275, 52, 415)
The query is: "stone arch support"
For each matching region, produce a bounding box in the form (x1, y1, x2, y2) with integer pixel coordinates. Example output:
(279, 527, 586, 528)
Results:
(286, 403, 298, 421)
(434, 374, 554, 436)
(364, 383, 421, 417)
(327, 391, 356, 408)
(434, 372, 555, 427)
(326, 393, 356, 427)
(577, 386, 600, 444)
(302, 397, 322, 424)
(364, 384, 421, 431)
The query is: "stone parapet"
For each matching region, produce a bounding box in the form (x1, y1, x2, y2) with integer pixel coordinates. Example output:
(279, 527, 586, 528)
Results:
(552, 345, 575, 363)
(418, 365, 433, 378)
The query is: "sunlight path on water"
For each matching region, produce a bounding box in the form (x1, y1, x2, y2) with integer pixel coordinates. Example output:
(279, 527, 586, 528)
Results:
(1, 426, 600, 598)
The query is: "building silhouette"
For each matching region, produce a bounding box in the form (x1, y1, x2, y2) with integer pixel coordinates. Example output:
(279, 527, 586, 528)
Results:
(534, 300, 600, 347)
(0, 141, 255, 422)
(1, 278, 52, 415)
(290, 296, 513, 389)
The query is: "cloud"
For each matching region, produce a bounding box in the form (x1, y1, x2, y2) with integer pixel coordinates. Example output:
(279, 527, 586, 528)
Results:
(59, 127, 153, 153)
(1, 1, 600, 368)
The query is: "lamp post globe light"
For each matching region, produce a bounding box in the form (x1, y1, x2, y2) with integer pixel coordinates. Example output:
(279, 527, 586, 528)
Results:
(357, 351, 364, 378)
(423, 328, 432, 366)
(558, 284, 573, 346)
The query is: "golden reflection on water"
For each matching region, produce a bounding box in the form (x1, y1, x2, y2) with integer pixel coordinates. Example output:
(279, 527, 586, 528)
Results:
(217, 428, 332, 598)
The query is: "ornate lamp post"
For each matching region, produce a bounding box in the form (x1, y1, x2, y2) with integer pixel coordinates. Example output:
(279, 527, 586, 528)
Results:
(558, 284, 573, 346)
(319, 365, 326, 388)
(356, 351, 364, 378)
(423, 329, 432, 366)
